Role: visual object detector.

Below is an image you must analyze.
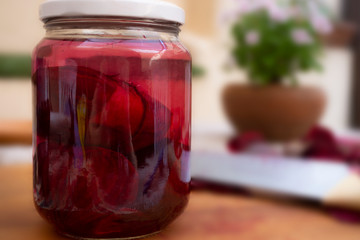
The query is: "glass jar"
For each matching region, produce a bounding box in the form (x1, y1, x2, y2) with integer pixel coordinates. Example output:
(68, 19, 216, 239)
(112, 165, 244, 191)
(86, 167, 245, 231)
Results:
(32, 1, 191, 239)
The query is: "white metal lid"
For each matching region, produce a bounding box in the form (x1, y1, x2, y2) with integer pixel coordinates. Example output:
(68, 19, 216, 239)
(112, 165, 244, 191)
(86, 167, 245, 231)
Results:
(39, 0, 185, 24)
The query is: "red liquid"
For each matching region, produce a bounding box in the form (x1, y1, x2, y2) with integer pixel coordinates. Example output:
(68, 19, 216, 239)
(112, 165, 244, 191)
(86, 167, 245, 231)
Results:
(32, 38, 191, 239)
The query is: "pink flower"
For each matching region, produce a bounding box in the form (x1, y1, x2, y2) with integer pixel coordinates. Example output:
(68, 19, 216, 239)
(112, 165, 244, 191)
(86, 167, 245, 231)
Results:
(234, 0, 252, 13)
(234, 0, 270, 13)
(288, 6, 301, 17)
(311, 16, 333, 34)
(262, 0, 278, 10)
(252, 0, 275, 12)
(221, 0, 252, 23)
(307, 1, 333, 34)
(235, 0, 289, 22)
(245, 30, 260, 46)
(291, 28, 313, 45)
(268, 5, 289, 22)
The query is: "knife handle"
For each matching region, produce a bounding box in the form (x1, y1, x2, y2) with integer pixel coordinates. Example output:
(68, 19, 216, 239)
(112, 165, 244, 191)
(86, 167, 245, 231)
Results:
(323, 173, 360, 211)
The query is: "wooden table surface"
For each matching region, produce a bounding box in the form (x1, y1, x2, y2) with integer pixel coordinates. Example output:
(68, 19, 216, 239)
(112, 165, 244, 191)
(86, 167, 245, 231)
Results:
(0, 121, 32, 145)
(1, 165, 360, 240)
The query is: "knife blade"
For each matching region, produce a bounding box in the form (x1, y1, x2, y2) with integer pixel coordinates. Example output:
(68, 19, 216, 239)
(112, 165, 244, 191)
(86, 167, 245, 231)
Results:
(191, 151, 360, 210)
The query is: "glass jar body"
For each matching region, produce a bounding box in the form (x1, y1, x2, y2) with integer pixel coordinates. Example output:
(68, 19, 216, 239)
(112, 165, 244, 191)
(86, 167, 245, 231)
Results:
(32, 18, 191, 239)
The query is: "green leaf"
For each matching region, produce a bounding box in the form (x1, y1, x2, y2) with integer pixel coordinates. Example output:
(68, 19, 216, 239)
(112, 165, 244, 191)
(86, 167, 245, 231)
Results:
(0, 54, 31, 78)
(192, 65, 206, 77)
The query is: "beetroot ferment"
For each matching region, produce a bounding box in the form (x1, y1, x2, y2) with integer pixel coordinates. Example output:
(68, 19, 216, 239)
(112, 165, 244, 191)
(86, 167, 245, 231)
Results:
(32, 38, 191, 239)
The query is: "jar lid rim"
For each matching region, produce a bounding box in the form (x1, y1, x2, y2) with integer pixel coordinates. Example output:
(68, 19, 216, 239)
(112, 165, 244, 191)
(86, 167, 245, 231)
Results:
(40, 0, 185, 24)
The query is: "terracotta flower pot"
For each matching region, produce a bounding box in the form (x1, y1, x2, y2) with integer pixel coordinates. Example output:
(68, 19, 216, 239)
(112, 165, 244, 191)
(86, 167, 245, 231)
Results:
(222, 84, 326, 141)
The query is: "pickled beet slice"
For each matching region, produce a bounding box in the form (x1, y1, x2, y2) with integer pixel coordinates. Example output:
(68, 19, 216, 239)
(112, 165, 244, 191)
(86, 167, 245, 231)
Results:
(90, 81, 145, 136)
(130, 89, 172, 150)
(69, 167, 99, 210)
(86, 72, 172, 151)
(167, 158, 190, 196)
(85, 147, 139, 209)
(35, 139, 138, 211)
(33, 66, 172, 151)
(68, 146, 138, 210)
(34, 141, 72, 207)
(69, 55, 144, 80)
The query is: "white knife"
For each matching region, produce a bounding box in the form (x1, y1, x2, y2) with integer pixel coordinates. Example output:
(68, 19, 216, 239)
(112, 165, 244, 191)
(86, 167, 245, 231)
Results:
(191, 151, 360, 210)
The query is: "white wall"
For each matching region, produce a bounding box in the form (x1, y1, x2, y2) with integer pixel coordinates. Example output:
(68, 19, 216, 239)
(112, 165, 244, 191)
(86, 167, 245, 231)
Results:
(0, 0, 43, 120)
(0, 80, 32, 120)
(0, 0, 44, 53)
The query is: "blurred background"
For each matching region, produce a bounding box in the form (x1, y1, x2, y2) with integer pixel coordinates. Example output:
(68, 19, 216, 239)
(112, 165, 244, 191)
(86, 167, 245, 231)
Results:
(1, 0, 359, 160)
(0, 0, 354, 133)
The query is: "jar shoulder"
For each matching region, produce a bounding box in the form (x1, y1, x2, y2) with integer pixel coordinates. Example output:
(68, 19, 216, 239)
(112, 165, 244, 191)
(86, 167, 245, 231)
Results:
(33, 38, 191, 61)
(175, 41, 192, 61)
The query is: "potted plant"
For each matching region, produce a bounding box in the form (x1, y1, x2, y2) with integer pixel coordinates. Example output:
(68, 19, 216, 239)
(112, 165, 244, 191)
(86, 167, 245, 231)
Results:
(223, 0, 332, 141)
